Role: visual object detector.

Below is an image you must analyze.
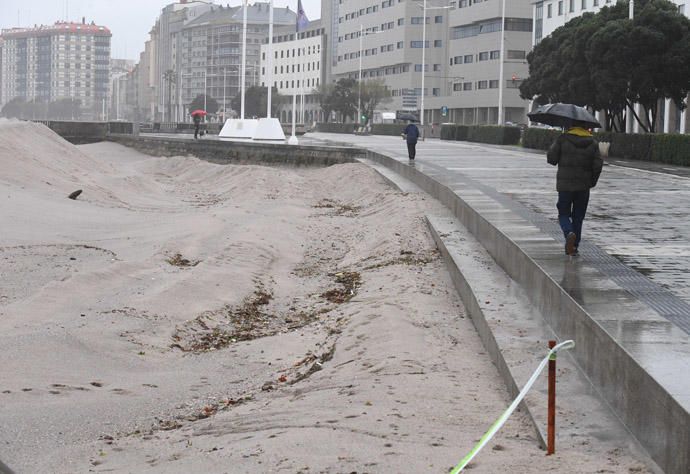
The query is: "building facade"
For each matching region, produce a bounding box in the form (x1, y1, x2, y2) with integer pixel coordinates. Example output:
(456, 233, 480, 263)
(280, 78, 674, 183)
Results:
(259, 20, 327, 123)
(323, 0, 534, 125)
(0, 20, 111, 119)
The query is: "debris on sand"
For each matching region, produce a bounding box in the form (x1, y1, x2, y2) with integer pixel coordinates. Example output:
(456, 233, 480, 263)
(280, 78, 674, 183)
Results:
(166, 253, 200, 267)
(321, 271, 362, 304)
(171, 289, 323, 352)
(68, 189, 83, 200)
(313, 198, 361, 217)
(363, 249, 439, 271)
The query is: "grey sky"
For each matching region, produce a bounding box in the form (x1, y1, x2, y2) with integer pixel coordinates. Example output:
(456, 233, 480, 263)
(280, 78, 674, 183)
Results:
(0, 0, 322, 60)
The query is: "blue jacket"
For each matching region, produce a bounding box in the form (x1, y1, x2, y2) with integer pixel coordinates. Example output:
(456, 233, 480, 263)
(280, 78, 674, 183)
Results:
(404, 124, 419, 144)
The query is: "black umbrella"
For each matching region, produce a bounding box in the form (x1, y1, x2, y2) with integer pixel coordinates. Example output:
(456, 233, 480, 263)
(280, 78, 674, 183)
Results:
(528, 103, 602, 129)
(396, 112, 419, 122)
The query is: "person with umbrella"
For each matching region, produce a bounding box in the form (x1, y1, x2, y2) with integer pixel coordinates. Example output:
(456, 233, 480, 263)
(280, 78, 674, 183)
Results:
(401, 117, 420, 161)
(529, 104, 603, 257)
(191, 109, 207, 139)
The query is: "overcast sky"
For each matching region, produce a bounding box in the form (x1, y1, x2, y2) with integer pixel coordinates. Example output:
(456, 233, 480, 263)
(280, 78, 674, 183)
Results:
(0, 0, 322, 60)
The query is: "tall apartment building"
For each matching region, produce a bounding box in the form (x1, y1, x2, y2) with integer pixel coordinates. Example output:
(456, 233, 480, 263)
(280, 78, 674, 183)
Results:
(0, 20, 111, 118)
(178, 3, 296, 120)
(532, 0, 688, 133)
(259, 19, 327, 123)
(323, 0, 533, 125)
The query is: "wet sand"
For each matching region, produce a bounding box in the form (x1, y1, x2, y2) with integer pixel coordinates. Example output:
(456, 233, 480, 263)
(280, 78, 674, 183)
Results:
(0, 121, 649, 473)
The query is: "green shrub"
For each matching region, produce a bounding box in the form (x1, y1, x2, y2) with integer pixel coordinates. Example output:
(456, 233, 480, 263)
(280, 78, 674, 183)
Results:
(466, 125, 521, 145)
(371, 123, 405, 136)
(440, 124, 455, 140)
(650, 134, 690, 166)
(610, 133, 653, 161)
(521, 128, 561, 150)
(316, 122, 355, 134)
(454, 125, 470, 141)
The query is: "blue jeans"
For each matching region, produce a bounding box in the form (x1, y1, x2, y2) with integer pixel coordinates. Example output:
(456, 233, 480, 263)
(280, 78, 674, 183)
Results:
(557, 190, 590, 248)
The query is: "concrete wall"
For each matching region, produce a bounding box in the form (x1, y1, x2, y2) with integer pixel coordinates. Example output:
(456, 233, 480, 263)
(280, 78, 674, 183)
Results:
(107, 135, 362, 168)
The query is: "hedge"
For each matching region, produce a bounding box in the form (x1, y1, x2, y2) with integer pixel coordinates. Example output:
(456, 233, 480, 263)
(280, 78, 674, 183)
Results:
(521, 128, 561, 150)
(440, 124, 520, 145)
(316, 122, 356, 134)
(371, 123, 406, 136)
(650, 134, 690, 165)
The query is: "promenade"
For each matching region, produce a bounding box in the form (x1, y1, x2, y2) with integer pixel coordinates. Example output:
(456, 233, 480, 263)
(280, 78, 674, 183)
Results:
(314, 133, 690, 333)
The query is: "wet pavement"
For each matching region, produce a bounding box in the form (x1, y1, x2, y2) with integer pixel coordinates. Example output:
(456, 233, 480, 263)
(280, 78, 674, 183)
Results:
(312, 133, 690, 335)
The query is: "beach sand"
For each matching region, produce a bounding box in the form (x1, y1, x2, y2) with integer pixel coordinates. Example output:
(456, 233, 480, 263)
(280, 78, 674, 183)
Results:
(0, 120, 649, 473)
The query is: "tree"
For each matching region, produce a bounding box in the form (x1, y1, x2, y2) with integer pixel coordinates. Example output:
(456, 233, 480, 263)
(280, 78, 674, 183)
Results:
(360, 79, 392, 126)
(163, 69, 176, 122)
(188, 94, 219, 117)
(521, 0, 690, 133)
(1, 98, 27, 118)
(332, 78, 357, 122)
(229, 86, 281, 118)
(315, 83, 336, 122)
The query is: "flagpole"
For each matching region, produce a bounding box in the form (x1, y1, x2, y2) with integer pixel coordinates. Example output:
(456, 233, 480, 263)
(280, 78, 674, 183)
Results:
(267, 0, 274, 118)
(289, 0, 307, 145)
(241, 0, 248, 120)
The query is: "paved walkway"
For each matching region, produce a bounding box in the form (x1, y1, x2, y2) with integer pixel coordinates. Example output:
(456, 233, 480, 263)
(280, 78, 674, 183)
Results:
(313, 133, 690, 335)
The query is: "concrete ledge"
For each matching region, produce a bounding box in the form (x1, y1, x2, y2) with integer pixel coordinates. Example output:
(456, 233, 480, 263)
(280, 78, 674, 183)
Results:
(365, 150, 690, 474)
(107, 135, 363, 167)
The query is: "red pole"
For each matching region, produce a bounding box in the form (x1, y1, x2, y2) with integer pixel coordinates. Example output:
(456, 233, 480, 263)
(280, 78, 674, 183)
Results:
(547, 340, 556, 455)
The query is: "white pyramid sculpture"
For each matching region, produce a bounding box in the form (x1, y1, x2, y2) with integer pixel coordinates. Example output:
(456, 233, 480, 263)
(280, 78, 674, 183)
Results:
(253, 117, 286, 141)
(219, 118, 258, 140)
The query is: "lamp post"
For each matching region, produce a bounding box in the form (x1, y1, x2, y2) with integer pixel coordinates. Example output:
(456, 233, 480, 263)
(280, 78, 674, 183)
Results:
(357, 26, 385, 127)
(497, 0, 506, 125)
(267, 0, 274, 117)
(241, 0, 248, 120)
(416, 2, 452, 127)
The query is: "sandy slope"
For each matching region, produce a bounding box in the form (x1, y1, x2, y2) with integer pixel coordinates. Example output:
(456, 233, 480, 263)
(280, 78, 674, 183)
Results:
(0, 121, 649, 473)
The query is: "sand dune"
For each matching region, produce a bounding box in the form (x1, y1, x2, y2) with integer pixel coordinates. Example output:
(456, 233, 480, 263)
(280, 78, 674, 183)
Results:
(0, 121, 649, 473)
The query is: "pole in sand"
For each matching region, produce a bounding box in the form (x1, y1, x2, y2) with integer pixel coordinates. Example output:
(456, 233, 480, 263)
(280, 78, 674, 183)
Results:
(547, 339, 556, 455)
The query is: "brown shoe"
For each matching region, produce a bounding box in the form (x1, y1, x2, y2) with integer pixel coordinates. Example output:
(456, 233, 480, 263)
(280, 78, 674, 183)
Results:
(566, 232, 577, 256)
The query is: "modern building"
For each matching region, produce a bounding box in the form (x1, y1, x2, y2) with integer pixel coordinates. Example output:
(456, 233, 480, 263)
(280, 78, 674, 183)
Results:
(532, 0, 688, 133)
(322, 0, 533, 125)
(0, 19, 111, 119)
(425, 0, 533, 125)
(259, 19, 327, 123)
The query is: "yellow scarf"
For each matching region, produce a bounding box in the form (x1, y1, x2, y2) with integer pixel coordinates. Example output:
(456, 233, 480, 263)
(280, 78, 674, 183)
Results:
(567, 126, 592, 137)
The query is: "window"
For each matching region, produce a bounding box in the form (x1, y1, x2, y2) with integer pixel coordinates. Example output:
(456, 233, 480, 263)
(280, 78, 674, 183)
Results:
(507, 50, 526, 60)
(410, 40, 429, 48)
(432, 88, 440, 96)
(490, 50, 500, 59)
(464, 54, 473, 63)
(435, 15, 443, 23)
(397, 41, 404, 48)
(558, 1, 563, 15)
(433, 64, 441, 71)
(453, 82, 463, 91)
(398, 18, 404, 25)
(489, 79, 499, 88)
(581, 0, 587, 9)
(434, 40, 442, 47)
(477, 80, 488, 89)
(593, 0, 599, 5)
(478, 51, 489, 61)
(570, 0, 575, 12)
(463, 82, 472, 91)
(547, 4, 553, 17)
(411, 17, 430, 24)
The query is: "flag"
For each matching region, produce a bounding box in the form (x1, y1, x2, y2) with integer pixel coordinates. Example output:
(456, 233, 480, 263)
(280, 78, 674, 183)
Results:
(296, 0, 309, 32)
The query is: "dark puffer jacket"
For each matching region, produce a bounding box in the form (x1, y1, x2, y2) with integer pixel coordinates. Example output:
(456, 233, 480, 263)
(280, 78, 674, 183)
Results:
(547, 133, 603, 192)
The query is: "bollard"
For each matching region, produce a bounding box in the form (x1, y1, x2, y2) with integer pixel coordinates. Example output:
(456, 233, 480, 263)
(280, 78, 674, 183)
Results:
(547, 340, 556, 455)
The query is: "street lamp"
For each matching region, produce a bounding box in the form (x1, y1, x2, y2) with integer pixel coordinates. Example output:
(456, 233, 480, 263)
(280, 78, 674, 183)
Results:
(416, 2, 452, 127)
(357, 25, 385, 127)
(497, 0, 506, 125)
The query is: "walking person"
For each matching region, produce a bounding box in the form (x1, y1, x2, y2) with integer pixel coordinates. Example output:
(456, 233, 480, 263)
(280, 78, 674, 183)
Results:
(547, 123, 603, 256)
(193, 113, 202, 140)
(402, 121, 420, 161)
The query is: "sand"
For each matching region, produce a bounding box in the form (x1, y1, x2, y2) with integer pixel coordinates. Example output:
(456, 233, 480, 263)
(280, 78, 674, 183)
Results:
(0, 120, 650, 473)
